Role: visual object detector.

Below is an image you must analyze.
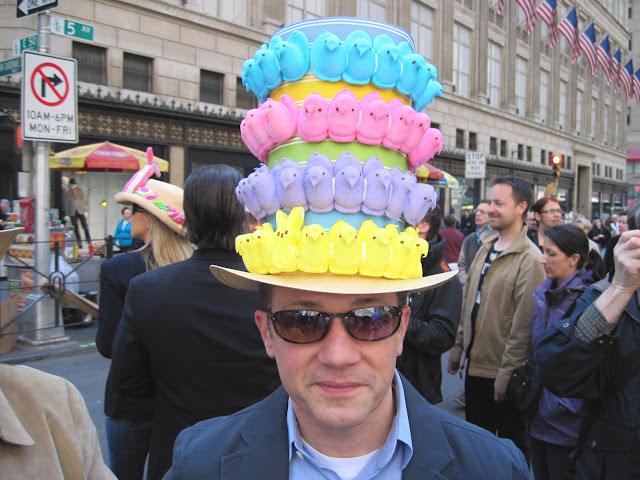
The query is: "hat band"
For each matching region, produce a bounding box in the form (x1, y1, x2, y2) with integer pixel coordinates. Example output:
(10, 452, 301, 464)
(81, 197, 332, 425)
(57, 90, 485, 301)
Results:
(135, 187, 184, 225)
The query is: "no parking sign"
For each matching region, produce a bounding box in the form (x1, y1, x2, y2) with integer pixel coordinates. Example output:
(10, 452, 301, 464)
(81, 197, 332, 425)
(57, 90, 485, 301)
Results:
(22, 51, 78, 143)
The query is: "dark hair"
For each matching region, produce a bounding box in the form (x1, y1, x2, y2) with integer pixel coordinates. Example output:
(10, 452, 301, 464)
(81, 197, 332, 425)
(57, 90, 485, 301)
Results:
(444, 214, 457, 228)
(121, 206, 131, 215)
(628, 201, 640, 230)
(421, 206, 441, 241)
(531, 196, 559, 214)
(184, 165, 244, 249)
(477, 199, 489, 206)
(493, 175, 533, 217)
(545, 224, 604, 278)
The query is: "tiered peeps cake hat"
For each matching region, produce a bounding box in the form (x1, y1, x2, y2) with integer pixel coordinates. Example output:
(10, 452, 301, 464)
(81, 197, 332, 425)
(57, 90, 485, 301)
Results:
(211, 17, 456, 294)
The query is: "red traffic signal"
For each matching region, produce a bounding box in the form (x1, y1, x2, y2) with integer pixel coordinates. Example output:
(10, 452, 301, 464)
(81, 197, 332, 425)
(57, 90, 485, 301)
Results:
(551, 154, 562, 166)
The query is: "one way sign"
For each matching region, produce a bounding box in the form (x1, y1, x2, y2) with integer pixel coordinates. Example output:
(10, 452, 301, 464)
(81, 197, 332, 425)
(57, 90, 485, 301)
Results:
(17, 0, 58, 18)
(22, 51, 78, 143)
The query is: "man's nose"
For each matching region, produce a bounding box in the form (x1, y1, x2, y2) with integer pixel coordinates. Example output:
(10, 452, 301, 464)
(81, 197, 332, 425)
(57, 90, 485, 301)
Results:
(316, 317, 361, 367)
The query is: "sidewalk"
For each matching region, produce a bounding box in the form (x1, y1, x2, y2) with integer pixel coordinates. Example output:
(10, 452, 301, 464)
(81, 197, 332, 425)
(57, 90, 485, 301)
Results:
(0, 321, 98, 364)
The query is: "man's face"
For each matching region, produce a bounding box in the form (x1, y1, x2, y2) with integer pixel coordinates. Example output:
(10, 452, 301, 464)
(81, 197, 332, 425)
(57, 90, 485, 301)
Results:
(488, 184, 527, 232)
(0, 203, 9, 214)
(474, 202, 490, 228)
(255, 287, 409, 438)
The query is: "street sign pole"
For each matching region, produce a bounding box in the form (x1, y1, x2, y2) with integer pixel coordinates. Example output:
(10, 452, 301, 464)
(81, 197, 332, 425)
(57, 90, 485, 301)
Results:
(23, 10, 67, 344)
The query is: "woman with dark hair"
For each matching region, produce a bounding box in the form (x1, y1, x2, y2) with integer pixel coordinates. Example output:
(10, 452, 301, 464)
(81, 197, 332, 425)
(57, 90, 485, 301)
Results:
(527, 197, 563, 252)
(529, 224, 604, 480)
(588, 217, 610, 258)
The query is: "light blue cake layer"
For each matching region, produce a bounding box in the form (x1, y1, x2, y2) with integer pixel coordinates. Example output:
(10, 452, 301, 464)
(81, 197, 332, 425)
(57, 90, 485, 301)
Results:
(265, 209, 404, 232)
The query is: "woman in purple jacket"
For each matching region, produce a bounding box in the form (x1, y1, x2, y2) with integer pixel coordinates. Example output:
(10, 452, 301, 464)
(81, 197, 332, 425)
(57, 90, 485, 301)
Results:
(530, 224, 604, 480)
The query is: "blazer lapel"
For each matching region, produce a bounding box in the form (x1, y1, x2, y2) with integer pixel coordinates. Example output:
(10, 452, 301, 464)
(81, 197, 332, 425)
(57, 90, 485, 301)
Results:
(220, 387, 290, 480)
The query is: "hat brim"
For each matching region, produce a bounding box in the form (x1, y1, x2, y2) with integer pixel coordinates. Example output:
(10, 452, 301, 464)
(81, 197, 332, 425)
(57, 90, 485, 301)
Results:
(210, 265, 457, 294)
(114, 191, 186, 237)
(0, 227, 24, 258)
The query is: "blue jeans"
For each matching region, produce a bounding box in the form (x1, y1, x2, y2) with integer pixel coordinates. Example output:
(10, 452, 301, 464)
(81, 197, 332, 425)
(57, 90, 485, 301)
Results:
(105, 417, 152, 480)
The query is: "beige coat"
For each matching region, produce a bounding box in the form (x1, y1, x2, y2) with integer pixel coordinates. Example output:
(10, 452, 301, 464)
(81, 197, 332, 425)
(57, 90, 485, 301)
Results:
(67, 185, 87, 215)
(449, 225, 545, 393)
(0, 364, 115, 480)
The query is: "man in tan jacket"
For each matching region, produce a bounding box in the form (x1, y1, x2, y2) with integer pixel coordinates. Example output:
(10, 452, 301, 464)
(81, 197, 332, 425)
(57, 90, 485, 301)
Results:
(448, 175, 545, 461)
(0, 364, 115, 480)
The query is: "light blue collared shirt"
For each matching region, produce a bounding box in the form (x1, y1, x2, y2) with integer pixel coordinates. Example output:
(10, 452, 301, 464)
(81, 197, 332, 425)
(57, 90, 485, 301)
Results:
(287, 370, 413, 480)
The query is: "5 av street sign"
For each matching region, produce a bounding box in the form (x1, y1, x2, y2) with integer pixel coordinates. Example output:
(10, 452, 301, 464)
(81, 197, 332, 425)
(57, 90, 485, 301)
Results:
(17, 0, 58, 18)
(22, 51, 78, 143)
(50, 16, 94, 42)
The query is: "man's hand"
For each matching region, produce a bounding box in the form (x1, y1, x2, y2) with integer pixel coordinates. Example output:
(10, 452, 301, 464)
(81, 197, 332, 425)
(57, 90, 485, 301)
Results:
(494, 388, 505, 402)
(447, 360, 459, 375)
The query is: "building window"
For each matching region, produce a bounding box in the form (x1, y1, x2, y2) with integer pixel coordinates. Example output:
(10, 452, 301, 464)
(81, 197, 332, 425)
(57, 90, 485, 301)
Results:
(123, 53, 152, 92)
(559, 81, 567, 130)
(526, 146, 532, 162)
(515, 56, 527, 116)
(287, 0, 325, 24)
(566, 156, 572, 170)
(204, 0, 248, 25)
(453, 23, 470, 97)
(200, 70, 224, 104)
(575, 89, 583, 134)
(540, 70, 548, 124)
(357, 0, 386, 21)
(487, 41, 501, 108)
(236, 77, 257, 109)
(411, 1, 433, 61)
(517, 143, 523, 160)
(456, 129, 465, 149)
(500, 139, 507, 157)
(541, 149, 546, 165)
(469, 132, 477, 151)
(73, 42, 107, 85)
(490, 136, 498, 155)
(590, 97, 597, 140)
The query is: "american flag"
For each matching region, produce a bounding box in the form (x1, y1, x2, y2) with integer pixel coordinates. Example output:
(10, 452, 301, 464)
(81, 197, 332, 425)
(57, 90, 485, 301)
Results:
(597, 35, 613, 84)
(579, 23, 597, 76)
(516, 0, 537, 33)
(536, 0, 559, 47)
(558, 7, 580, 63)
(497, 0, 505, 15)
(633, 68, 640, 107)
(612, 48, 621, 93)
(619, 60, 633, 101)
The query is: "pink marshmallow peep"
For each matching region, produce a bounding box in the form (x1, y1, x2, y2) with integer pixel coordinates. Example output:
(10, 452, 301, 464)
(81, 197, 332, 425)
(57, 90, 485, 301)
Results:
(356, 93, 390, 146)
(382, 100, 416, 150)
(328, 89, 360, 143)
(399, 112, 431, 155)
(259, 94, 299, 144)
(407, 128, 443, 171)
(298, 93, 330, 142)
(241, 109, 276, 163)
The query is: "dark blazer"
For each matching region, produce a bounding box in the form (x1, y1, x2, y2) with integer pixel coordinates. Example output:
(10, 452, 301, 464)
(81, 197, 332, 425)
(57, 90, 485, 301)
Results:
(96, 250, 153, 419)
(111, 248, 281, 480)
(164, 375, 528, 479)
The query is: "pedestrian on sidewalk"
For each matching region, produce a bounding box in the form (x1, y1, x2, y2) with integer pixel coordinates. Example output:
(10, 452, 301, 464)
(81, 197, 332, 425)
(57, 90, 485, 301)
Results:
(96, 163, 193, 480)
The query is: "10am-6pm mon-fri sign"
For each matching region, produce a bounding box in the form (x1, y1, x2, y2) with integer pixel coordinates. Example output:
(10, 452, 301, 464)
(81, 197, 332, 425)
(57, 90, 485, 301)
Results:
(22, 51, 78, 143)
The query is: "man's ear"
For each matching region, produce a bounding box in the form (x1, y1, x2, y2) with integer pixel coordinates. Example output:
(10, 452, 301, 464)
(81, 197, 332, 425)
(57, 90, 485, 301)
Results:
(255, 311, 276, 358)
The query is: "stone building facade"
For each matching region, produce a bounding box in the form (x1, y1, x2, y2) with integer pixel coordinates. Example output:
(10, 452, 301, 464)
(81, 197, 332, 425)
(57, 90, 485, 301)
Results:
(0, 0, 631, 226)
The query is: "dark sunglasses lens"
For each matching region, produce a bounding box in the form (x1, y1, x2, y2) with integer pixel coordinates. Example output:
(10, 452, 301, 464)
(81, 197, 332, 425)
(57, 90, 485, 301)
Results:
(133, 205, 145, 214)
(272, 311, 328, 343)
(345, 307, 400, 341)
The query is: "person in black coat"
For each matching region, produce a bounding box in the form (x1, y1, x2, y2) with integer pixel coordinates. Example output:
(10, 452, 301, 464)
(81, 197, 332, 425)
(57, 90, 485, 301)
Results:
(397, 207, 463, 403)
(96, 174, 193, 480)
(110, 165, 281, 480)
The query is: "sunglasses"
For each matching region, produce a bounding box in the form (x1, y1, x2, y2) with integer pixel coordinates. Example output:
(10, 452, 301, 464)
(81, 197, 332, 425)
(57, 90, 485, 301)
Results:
(132, 204, 146, 214)
(268, 306, 402, 344)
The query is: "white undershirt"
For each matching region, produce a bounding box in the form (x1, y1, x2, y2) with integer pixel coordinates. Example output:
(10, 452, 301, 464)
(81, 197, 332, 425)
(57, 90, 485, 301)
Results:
(300, 436, 380, 480)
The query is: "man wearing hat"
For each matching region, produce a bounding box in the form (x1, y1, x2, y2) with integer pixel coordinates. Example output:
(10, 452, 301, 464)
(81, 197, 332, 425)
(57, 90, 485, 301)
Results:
(67, 178, 91, 248)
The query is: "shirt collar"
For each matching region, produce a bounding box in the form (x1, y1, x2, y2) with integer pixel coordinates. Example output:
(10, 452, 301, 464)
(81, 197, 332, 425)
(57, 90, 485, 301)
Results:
(287, 370, 413, 466)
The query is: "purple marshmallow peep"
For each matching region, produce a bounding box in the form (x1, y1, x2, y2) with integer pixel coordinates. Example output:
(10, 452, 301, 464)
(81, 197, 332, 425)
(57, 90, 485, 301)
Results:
(298, 93, 330, 142)
(276, 162, 307, 212)
(362, 167, 392, 216)
(386, 168, 417, 220)
(404, 183, 438, 226)
(304, 162, 334, 213)
(334, 160, 364, 214)
(248, 165, 279, 219)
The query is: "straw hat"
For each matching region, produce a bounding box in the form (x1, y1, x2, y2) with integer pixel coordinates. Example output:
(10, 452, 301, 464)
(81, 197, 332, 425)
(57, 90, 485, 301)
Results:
(211, 17, 453, 295)
(114, 150, 186, 236)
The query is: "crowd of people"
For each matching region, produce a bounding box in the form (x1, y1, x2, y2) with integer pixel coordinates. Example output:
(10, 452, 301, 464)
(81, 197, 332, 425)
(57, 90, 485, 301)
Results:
(2, 165, 637, 479)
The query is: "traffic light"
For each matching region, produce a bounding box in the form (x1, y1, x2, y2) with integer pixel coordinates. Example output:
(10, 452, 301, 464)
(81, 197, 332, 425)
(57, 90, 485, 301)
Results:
(551, 154, 562, 183)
